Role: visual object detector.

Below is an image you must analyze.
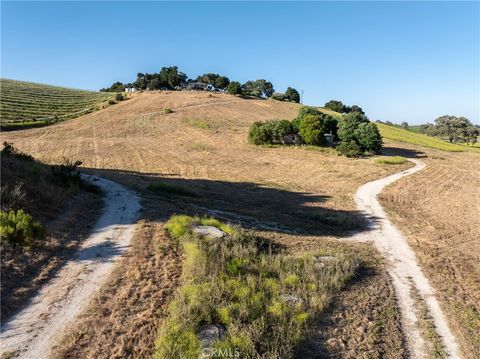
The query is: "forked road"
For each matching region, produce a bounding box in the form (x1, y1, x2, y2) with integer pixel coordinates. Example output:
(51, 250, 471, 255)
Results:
(0, 161, 460, 358)
(351, 159, 460, 358)
(0, 175, 141, 359)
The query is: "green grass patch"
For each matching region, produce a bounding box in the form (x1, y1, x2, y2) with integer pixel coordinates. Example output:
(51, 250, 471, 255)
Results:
(375, 156, 408, 165)
(156, 215, 359, 358)
(377, 123, 480, 153)
(187, 118, 210, 129)
(147, 181, 197, 198)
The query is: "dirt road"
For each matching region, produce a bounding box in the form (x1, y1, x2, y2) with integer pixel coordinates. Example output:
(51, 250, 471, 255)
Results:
(351, 159, 460, 358)
(0, 175, 141, 359)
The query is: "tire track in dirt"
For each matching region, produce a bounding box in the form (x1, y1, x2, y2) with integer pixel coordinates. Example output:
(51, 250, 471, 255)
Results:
(349, 159, 460, 358)
(0, 175, 141, 359)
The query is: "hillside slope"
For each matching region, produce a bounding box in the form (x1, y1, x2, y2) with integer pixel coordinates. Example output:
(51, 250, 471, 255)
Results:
(378, 122, 480, 153)
(0, 79, 114, 129)
(1, 91, 407, 212)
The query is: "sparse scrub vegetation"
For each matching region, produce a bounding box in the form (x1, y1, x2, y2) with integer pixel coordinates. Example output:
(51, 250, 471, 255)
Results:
(156, 215, 359, 358)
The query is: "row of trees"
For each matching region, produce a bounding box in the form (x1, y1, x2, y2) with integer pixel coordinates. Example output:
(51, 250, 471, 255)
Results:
(421, 115, 479, 144)
(100, 66, 300, 101)
(248, 106, 382, 157)
(324, 100, 364, 115)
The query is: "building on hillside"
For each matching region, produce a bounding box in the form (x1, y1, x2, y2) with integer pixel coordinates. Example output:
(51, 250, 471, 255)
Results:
(283, 134, 302, 145)
(324, 131, 335, 146)
(187, 82, 207, 91)
(125, 87, 136, 93)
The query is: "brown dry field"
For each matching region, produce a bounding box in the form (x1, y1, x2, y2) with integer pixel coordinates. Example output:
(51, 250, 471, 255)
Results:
(379, 144, 480, 358)
(52, 182, 405, 358)
(6, 91, 477, 357)
(1, 91, 410, 212)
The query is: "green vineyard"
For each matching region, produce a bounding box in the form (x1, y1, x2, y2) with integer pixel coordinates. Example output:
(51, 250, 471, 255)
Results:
(0, 79, 115, 129)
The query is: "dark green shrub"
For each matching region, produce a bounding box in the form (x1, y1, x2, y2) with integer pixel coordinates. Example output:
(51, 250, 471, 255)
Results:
(292, 117, 302, 132)
(298, 113, 337, 146)
(324, 100, 347, 113)
(115, 93, 125, 101)
(299, 115, 327, 146)
(108, 99, 116, 105)
(0, 209, 46, 248)
(248, 122, 272, 145)
(354, 122, 383, 152)
(248, 120, 294, 145)
(337, 112, 382, 157)
(227, 81, 243, 96)
(336, 140, 363, 157)
(271, 120, 294, 143)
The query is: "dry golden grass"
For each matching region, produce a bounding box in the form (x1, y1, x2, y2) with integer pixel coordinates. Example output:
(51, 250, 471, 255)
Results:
(2, 92, 412, 356)
(379, 141, 480, 358)
(52, 221, 182, 359)
(1, 91, 409, 212)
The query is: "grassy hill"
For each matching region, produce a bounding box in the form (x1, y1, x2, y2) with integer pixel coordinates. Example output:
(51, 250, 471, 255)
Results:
(0, 79, 115, 129)
(377, 122, 480, 153)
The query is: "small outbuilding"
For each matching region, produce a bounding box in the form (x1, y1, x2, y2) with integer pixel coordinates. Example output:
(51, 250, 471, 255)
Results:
(125, 87, 136, 93)
(283, 134, 302, 145)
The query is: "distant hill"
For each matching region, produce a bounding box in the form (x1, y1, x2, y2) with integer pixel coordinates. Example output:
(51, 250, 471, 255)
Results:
(0, 79, 115, 129)
(377, 122, 480, 153)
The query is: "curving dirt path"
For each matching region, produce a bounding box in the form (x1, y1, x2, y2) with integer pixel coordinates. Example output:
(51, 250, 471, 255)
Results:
(0, 175, 141, 359)
(351, 159, 460, 358)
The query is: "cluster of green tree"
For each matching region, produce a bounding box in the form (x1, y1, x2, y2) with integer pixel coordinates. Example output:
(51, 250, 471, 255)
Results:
(133, 66, 188, 90)
(420, 115, 479, 144)
(324, 100, 364, 115)
(271, 87, 301, 103)
(100, 66, 300, 100)
(248, 106, 382, 157)
(195, 73, 230, 89)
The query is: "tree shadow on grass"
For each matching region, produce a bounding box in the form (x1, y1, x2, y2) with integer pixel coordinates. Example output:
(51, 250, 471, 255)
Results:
(380, 145, 427, 158)
(82, 167, 379, 238)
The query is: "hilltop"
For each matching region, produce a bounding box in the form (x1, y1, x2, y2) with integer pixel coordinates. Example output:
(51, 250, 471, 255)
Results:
(0, 79, 115, 129)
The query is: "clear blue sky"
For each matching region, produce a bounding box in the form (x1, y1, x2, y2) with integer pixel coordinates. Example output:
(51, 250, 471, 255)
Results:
(1, 1, 479, 124)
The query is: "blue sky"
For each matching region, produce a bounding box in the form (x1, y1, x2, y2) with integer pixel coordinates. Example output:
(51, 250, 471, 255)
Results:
(1, 1, 479, 124)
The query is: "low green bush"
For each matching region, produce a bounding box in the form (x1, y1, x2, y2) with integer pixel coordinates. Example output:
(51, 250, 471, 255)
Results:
(164, 108, 174, 114)
(336, 140, 363, 157)
(115, 93, 125, 101)
(0, 209, 46, 248)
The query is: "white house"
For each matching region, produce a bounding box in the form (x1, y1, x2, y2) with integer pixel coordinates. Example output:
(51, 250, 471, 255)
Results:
(125, 87, 136, 93)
